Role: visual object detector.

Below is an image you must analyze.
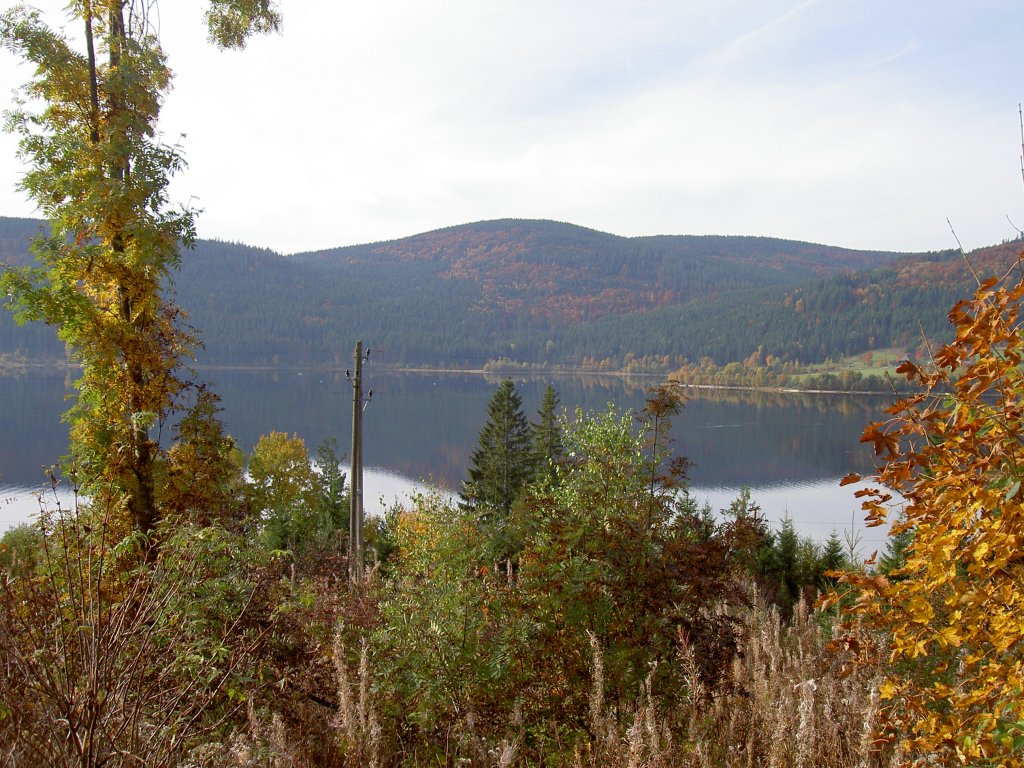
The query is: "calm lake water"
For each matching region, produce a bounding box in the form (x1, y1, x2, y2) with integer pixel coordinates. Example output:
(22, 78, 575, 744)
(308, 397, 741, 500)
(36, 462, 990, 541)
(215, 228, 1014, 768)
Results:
(0, 369, 894, 551)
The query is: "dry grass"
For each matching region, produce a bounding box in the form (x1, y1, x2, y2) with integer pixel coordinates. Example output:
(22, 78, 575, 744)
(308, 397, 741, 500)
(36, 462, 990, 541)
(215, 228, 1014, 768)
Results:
(198, 589, 898, 767)
(572, 593, 900, 768)
(696, 596, 895, 768)
(330, 630, 382, 766)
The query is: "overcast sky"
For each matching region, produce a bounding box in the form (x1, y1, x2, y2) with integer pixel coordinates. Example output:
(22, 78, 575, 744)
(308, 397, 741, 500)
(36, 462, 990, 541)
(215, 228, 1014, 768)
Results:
(1, 1, 1022, 254)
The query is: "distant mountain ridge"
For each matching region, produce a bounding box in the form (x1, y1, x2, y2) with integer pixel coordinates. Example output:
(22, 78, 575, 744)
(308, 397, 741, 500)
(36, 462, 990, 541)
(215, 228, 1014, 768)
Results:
(290, 218, 911, 328)
(1, 215, 1014, 370)
(296, 218, 904, 273)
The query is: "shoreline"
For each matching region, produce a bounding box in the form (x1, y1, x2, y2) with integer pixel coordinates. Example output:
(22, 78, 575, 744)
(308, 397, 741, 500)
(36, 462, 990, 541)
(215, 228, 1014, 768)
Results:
(1, 356, 899, 396)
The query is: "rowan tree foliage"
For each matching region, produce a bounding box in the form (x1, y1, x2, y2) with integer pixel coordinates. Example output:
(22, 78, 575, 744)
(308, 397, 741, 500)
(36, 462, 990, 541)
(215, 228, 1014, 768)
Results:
(833, 260, 1024, 764)
(0, 0, 280, 535)
(205, 0, 282, 50)
(512, 395, 740, 728)
(0, 2, 289, 762)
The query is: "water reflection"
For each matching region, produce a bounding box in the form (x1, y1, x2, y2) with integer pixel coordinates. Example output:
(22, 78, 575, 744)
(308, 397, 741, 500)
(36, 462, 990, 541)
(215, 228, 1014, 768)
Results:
(689, 478, 892, 554)
(1, 467, 447, 532)
(0, 369, 894, 543)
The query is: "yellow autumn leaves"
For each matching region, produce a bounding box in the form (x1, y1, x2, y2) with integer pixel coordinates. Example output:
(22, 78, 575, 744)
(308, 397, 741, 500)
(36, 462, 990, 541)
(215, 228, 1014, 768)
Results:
(833, 260, 1024, 764)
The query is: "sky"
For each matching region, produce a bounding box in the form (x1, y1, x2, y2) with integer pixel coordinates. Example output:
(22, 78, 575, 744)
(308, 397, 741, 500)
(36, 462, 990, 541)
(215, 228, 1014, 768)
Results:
(0, 0, 1022, 255)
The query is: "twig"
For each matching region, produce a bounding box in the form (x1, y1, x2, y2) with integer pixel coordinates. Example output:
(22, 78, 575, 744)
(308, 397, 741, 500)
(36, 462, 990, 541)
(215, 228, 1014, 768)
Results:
(947, 218, 980, 285)
(916, 319, 936, 368)
(1019, 103, 1024, 190)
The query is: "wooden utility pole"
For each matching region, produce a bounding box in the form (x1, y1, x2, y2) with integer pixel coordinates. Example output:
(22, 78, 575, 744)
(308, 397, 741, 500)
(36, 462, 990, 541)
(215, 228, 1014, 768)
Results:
(348, 340, 366, 582)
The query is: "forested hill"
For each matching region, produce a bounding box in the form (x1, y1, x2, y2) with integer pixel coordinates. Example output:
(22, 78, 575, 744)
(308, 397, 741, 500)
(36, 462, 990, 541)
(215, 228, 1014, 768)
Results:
(2, 215, 1013, 370)
(587, 242, 1024, 368)
(292, 219, 907, 325)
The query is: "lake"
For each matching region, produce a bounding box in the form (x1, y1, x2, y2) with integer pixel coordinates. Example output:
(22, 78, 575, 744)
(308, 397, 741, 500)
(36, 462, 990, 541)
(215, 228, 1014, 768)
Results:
(0, 368, 895, 553)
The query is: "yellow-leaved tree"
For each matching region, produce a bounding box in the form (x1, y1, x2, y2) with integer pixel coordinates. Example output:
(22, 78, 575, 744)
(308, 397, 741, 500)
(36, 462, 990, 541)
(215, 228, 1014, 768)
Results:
(834, 258, 1024, 764)
(0, 0, 281, 535)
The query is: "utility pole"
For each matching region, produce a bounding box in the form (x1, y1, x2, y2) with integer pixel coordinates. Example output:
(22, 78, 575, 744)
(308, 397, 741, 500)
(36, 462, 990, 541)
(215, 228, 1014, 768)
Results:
(347, 341, 370, 582)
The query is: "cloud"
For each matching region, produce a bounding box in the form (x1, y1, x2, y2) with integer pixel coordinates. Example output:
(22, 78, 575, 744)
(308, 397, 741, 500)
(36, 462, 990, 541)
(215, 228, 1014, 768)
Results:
(1, 0, 1022, 253)
(720, 0, 822, 61)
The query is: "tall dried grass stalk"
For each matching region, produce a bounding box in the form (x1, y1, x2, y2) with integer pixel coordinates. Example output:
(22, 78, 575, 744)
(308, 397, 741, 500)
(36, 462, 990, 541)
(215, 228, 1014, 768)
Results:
(270, 713, 297, 767)
(587, 630, 606, 738)
(494, 737, 520, 768)
(332, 628, 381, 768)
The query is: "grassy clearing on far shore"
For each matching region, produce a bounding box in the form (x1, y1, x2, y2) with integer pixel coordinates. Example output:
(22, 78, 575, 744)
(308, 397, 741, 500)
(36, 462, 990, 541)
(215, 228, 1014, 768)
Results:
(791, 347, 906, 383)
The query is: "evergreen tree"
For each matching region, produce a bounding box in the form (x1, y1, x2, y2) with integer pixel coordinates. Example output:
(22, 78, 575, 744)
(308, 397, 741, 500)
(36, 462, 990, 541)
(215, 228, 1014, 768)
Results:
(774, 514, 802, 614)
(722, 486, 771, 576)
(531, 383, 563, 481)
(164, 385, 245, 526)
(314, 436, 348, 542)
(818, 529, 847, 585)
(460, 380, 533, 520)
(820, 530, 846, 570)
(878, 513, 914, 577)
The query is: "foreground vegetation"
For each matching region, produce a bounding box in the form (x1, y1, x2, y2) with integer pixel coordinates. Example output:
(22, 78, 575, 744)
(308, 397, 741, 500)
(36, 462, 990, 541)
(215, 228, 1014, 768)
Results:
(1, 389, 884, 767)
(2, 0, 1022, 764)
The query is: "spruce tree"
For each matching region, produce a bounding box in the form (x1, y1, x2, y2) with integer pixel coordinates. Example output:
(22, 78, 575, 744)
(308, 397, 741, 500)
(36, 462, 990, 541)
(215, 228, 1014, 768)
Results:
(460, 380, 533, 520)
(314, 436, 348, 542)
(774, 514, 801, 613)
(819, 530, 847, 581)
(878, 513, 914, 576)
(531, 383, 563, 481)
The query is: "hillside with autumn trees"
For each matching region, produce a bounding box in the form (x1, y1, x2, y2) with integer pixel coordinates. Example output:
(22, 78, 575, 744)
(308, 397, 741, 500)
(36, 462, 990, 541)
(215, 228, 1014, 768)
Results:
(3, 215, 1019, 371)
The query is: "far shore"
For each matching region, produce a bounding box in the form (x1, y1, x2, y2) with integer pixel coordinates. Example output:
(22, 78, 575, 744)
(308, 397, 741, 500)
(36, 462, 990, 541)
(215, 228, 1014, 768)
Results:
(1, 356, 899, 396)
